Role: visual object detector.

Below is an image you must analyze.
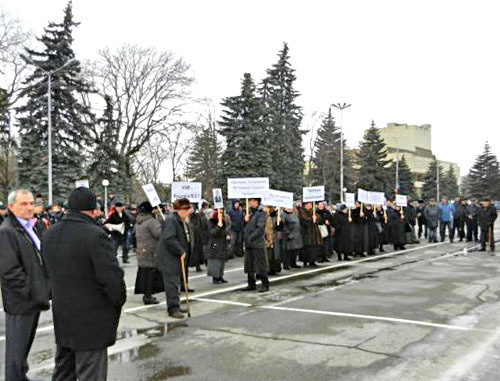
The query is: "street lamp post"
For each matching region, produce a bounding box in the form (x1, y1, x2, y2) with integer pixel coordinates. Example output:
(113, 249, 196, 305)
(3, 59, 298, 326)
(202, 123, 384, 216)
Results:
(332, 103, 351, 203)
(22, 56, 75, 205)
(436, 158, 440, 201)
(102, 179, 110, 214)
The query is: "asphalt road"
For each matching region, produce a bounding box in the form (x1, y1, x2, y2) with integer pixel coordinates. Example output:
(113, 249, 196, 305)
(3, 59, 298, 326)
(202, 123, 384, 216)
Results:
(1, 226, 500, 381)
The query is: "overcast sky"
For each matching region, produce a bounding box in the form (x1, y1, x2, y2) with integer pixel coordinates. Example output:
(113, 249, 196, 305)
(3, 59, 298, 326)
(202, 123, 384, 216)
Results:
(3, 0, 500, 178)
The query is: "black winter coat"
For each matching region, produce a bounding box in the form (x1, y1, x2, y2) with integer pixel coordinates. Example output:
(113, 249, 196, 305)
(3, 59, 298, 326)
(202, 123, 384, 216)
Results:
(42, 212, 126, 350)
(0, 214, 50, 315)
(206, 219, 230, 260)
(156, 212, 191, 276)
(478, 205, 498, 229)
(244, 207, 266, 249)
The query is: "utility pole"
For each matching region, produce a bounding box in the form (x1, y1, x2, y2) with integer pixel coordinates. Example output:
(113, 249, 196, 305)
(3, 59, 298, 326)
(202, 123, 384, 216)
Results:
(332, 103, 351, 203)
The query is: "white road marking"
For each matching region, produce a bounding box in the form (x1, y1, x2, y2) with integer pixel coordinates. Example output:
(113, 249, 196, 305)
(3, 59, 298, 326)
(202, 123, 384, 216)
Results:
(191, 297, 252, 307)
(261, 306, 483, 331)
(0, 239, 484, 342)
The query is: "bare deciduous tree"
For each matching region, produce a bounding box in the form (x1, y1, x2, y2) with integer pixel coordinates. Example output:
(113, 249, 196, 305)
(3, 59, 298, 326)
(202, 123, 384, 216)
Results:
(87, 44, 194, 199)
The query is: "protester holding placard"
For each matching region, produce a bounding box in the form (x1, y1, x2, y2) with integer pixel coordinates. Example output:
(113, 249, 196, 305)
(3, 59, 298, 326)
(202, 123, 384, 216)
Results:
(316, 201, 334, 263)
(375, 204, 389, 252)
(189, 205, 206, 273)
(228, 200, 245, 258)
(350, 201, 367, 257)
(242, 197, 270, 293)
(363, 204, 379, 255)
(282, 206, 303, 269)
(206, 210, 231, 284)
(299, 202, 323, 267)
(332, 205, 353, 261)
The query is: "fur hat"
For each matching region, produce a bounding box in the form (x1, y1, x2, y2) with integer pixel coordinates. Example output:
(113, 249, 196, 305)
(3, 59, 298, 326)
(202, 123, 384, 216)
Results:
(173, 198, 191, 210)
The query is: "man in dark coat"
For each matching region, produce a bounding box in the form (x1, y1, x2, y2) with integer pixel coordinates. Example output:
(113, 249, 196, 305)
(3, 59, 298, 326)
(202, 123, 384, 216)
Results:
(452, 196, 467, 242)
(465, 199, 480, 242)
(156, 198, 192, 319)
(42, 187, 126, 381)
(416, 200, 427, 239)
(424, 199, 439, 243)
(242, 198, 270, 292)
(0, 189, 50, 381)
(478, 198, 497, 252)
(105, 202, 132, 264)
(0, 203, 7, 224)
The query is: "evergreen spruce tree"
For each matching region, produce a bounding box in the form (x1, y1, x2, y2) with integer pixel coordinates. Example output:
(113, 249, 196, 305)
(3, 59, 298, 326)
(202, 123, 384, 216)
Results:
(0, 88, 17, 200)
(16, 2, 94, 201)
(356, 121, 392, 194)
(312, 107, 353, 202)
(185, 121, 220, 200)
(88, 95, 125, 197)
(260, 43, 304, 194)
(441, 166, 459, 199)
(390, 155, 414, 197)
(421, 158, 444, 200)
(467, 142, 500, 200)
(219, 73, 272, 185)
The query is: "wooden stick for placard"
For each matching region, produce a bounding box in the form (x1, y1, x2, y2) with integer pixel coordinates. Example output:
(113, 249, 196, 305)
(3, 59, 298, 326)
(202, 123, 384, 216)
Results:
(400, 206, 405, 218)
(348, 208, 352, 223)
(246, 198, 249, 216)
(489, 226, 493, 252)
(157, 206, 166, 221)
(277, 208, 281, 225)
(218, 208, 222, 225)
(313, 201, 316, 215)
(373, 205, 377, 217)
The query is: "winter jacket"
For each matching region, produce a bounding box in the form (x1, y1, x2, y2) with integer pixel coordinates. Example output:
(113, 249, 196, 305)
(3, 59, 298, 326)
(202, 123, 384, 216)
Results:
(0, 214, 50, 315)
(438, 203, 455, 222)
(282, 211, 304, 251)
(424, 204, 440, 228)
(244, 207, 267, 249)
(478, 205, 498, 229)
(299, 208, 324, 246)
(465, 204, 480, 220)
(206, 219, 230, 260)
(42, 212, 126, 351)
(135, 213, 162, 268)
(228, 209, 244, 232)
(156, 212, 191, 276)
(453, 201, 466, 221)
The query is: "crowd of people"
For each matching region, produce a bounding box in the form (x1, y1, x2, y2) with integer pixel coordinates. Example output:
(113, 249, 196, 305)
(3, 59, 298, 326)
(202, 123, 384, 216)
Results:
(0, 187, 498, 381)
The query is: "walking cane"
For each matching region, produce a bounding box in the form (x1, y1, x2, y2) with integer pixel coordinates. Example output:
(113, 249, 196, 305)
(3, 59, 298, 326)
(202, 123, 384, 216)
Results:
(180, 256, 191, 317)
(157, 206, 166, 221)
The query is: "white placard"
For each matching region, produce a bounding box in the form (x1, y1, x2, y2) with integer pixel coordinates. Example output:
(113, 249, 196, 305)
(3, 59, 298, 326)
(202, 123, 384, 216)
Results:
(212, 188, 224, 209)
(262, 189, 294, 209)
(367, 191, 385, 205)
(227, 178, 269, 199)
(345, 193, 356, 208)
(75, 179, 89, 188)
(303, 186, 325, 202)
(142, 183, 162, 207)
(171, 182, 202, 203)
(357, 188, 368, 203)
(396, 194, 408, 207)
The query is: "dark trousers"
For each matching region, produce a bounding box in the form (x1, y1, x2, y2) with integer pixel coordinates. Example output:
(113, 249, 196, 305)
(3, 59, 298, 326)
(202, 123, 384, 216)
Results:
(244, 248, 269, 275)
(453, 218, 465, 240)
(53, 345, 107, 381)
(466, 219, 479, 242)
(428, 227, 437, 242)
(162, 272, 181, 313)
(418, 221, 427, 239)
(113, 235, 129, 261)
(440, 221, 453, 241)
(283, 249, 300, 268)
(481, 226, 495, 250)
(230, 230, 244, 257)
(5, 311, 40, 381)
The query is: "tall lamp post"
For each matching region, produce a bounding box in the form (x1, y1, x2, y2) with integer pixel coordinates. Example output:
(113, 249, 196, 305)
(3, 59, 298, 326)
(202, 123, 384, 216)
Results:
(436, 158, 440, 201)
(332, 103, 351, 203)
(102, 179, 110, 214)
(389, 135, 400, 194)
(22, 56, 75, 205)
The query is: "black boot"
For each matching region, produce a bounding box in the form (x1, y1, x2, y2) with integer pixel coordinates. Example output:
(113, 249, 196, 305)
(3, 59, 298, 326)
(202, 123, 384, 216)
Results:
(379, 245, 385, 253)
(213, 277, 222, 284)
(241, 274, 257, 291)
(259, 274, 270, 293)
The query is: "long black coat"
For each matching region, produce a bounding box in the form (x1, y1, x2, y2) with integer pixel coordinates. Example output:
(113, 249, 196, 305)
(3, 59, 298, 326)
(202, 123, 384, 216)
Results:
(188, 213, 206, 267)
(0, 214, 50, 315)
(156, 212, 191, 276)
(244, 207, 267, 249)
(42, 212, 126, 350)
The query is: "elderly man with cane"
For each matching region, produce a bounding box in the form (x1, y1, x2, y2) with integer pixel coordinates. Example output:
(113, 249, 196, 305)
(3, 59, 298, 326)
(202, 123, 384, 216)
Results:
(478, 198, 497, 252)
(156, 198, 192, 319)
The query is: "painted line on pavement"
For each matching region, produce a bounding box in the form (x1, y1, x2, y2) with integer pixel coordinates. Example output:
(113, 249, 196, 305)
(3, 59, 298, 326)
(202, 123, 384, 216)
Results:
(0, 239, 482, 342)
(260, 305, 484, 331)
(191, 297, 252, 307)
